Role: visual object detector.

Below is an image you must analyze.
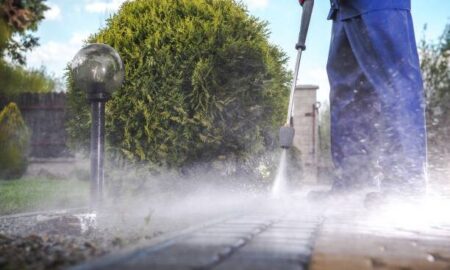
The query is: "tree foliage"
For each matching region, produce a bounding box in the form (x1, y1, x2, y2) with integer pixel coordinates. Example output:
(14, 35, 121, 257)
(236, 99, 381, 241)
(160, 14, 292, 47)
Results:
(67, 0, 290, 169)
(0, 60, 55, 98)
(0, 0, 48, 64)
(0, 102, 30, 179)
(0, 0, 54, 98)
(421, 23, 450, 156)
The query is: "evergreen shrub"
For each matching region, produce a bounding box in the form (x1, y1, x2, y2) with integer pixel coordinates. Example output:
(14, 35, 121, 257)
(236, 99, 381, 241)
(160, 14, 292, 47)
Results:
(67, 0, 290, 169)
(0, 102, 30, 179)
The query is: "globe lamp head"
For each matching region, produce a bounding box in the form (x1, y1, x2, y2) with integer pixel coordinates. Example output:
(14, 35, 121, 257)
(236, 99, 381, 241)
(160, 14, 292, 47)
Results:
(71, 43, 124, 101)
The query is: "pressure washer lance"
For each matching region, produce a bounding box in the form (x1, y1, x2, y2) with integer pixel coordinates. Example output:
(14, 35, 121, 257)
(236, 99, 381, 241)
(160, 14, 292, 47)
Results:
(279, 0, 315, 149)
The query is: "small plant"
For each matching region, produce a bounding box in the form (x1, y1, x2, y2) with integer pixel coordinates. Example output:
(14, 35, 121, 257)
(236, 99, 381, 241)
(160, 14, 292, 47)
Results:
(0, 102, 30, 179)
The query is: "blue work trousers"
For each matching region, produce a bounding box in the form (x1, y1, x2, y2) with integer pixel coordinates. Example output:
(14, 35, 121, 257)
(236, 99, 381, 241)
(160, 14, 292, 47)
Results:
(327, 9, 427, 194)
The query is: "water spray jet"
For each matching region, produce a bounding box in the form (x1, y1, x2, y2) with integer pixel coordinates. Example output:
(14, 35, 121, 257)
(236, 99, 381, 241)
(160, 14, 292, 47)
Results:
(71, 43, 125, 210)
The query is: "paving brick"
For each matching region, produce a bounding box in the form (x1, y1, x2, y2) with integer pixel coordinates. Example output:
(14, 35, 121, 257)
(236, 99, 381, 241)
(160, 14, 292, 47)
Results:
(249, 237, 313, 248)
(192, 230, 257, 238)
(211, 225, 265, 230)
(110, 262, 193, 270)
(265, 226, 317, 231)
(258, 231, 314, 241)
(212, 257, 306, 270)
(227, 215, 279, 222)
(123, 244, 233, 267)
(179, 235, 246, 248)
(233, 241, 312, 262)
(274, 220, 320, 226)
(269, 226, 318, 232)
(199, 227, 264, 234)
(221, 222, 271, 226)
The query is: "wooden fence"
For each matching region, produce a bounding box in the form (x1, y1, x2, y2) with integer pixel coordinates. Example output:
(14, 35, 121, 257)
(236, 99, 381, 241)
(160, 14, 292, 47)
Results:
(0, 93, 72, 158)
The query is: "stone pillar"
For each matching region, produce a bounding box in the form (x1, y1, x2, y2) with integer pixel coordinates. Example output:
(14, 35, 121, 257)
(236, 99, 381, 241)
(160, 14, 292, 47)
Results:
(292, 84, 319, 183)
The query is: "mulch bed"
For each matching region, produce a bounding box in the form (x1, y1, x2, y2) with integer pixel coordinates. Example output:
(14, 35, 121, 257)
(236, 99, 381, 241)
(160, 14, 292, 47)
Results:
(0, 233, 103, 270)
(0, 213, 162, 270)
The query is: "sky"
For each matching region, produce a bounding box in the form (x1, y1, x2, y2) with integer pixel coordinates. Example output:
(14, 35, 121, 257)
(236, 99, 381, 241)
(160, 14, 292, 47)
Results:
(25, 0, 450, 102)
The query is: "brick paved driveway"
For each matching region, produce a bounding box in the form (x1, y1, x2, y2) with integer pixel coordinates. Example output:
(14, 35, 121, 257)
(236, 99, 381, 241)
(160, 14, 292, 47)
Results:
(74, 193, 450, 270)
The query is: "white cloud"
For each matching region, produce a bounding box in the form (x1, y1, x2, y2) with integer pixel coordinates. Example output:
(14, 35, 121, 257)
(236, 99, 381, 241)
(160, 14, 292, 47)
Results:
(85, 0, 128, 13)
(242, 0, 269, 10)
(26, 32, 90, 78)
(44, 3, 61, 20)
(69, 32, 90, 45)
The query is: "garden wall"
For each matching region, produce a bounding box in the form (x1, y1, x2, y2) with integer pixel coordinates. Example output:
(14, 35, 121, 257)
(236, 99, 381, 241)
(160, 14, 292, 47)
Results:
(0, 93, 71, 158)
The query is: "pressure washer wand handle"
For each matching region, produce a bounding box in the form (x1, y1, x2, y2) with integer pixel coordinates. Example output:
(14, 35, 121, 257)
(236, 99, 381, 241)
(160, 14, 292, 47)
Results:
(296, 0, 314, 50)
(286, 0, 314, 126)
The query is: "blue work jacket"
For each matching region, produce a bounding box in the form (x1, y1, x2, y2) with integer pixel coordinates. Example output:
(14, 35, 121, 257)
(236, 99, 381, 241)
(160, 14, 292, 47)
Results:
(328, 0, 411, 20)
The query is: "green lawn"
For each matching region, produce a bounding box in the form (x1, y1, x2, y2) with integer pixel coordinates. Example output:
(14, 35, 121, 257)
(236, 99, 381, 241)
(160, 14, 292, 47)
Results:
(0, 178, 89, 215)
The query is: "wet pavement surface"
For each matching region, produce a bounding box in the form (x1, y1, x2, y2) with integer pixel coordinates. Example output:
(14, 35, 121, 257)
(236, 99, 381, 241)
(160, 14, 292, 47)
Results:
(73, 212, 321, 270)
(2, 191, 450, 270)
(311, 210, 450, 270)
(72, 193, 450, 270)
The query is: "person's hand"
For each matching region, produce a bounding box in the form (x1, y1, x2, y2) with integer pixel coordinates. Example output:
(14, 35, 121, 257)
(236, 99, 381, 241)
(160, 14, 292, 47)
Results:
(298, 0, 305, 6)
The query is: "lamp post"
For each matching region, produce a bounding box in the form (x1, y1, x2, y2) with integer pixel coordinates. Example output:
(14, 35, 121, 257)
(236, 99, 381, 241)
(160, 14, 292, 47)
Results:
(71, 43, 124, 209)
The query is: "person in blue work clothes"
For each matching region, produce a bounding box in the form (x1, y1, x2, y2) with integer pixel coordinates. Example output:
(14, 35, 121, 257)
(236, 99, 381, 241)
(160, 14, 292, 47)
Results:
(302, 0, 427, 202)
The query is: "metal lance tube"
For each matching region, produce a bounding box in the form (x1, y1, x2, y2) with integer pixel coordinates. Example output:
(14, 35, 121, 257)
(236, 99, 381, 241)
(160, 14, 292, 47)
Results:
(279, 0, 314, 149)
(287, 0, 314, 125)
(71, 43, 125, 210)
(286, 50, 303, 125)
(90, 101, 105, 208)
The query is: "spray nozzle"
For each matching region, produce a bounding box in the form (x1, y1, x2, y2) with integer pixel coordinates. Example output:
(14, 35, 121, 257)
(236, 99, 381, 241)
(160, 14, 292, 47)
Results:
(279, 125, 295, 149)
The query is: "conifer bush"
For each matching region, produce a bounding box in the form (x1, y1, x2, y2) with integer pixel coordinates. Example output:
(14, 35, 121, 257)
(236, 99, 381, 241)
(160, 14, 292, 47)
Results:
(0, 102, 30, 179)
(67, 0, 290, 169)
